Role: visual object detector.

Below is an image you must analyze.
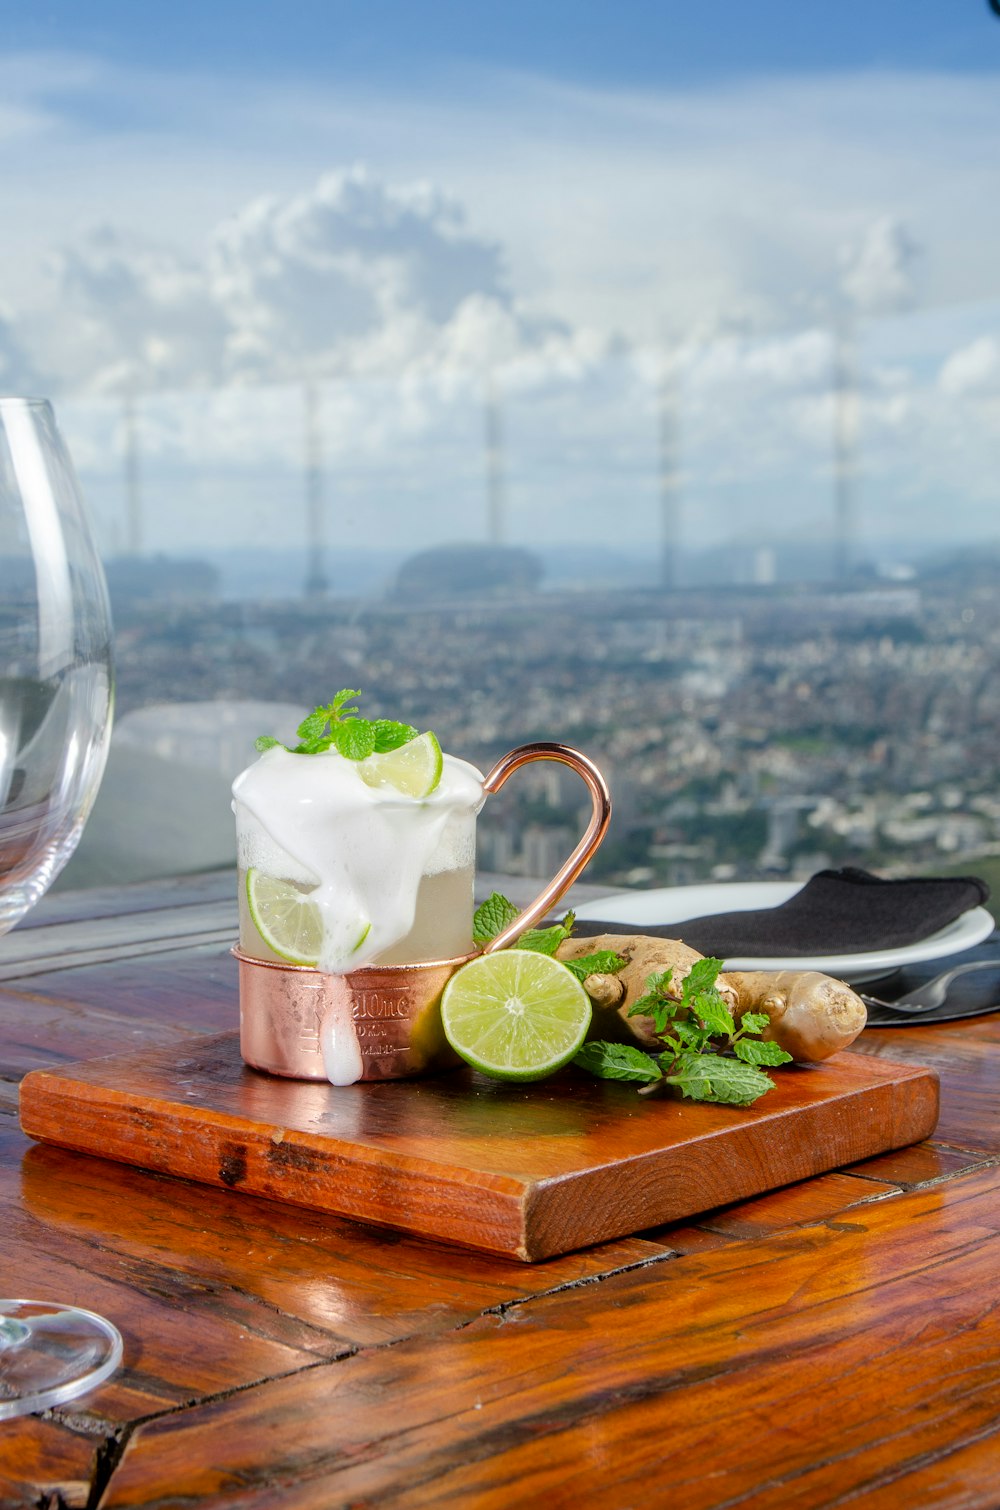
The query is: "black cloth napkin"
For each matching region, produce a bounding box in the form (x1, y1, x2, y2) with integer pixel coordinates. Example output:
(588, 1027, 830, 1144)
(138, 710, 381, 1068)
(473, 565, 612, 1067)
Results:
(574, 867, 991, 958)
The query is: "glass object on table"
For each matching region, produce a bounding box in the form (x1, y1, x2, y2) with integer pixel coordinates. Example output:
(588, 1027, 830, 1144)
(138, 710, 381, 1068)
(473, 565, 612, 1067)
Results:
(0, 396, 122, 1419)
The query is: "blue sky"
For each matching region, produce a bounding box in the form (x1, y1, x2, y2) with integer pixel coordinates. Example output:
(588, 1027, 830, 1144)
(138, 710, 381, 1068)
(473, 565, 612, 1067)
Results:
(6, 0, 1000, 87)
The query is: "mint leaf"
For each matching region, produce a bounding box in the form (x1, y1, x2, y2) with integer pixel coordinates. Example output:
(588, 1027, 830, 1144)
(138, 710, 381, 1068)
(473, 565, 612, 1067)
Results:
(560, 949, 627, 982)
(518, 926, 566, 956)
(733, 1038, 794, 1067)
(473, 891, 521, 945)
(659, 1048, 717, 1100)
(254, 735, 285, 753)
(372, 719, 418, 753)
(627, 969, 674, 1017)
(688, 988, 735, 1039)
(296, 708, 333, 747)
(738, 1011, 770, 1037)
(331, 719, 377, 761)
(574, 1041, 662, 1084)
(670, 1019, 712, 1052)
(627, 971, 678, 1036)
(294, 690, 367, 753)
(330, 689, 362, 719)
(663, 1050, 775, 1106)
(681, 956, 726, 999)
(294, 734, 334, 754)
(518, 913, 575, 956)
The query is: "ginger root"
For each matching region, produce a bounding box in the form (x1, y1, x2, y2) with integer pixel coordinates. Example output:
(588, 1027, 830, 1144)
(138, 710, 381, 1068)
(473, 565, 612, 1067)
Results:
(724, 970, 867, 1063)
(556, 933, 866, 1063)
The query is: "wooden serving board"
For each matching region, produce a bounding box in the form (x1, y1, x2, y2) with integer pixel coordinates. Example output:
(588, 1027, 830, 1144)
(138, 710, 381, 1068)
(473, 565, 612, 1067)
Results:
(18, 1032, 938, 1262)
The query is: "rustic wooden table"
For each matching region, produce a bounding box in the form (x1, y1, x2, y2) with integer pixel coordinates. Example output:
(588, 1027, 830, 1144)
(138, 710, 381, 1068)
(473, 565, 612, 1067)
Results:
(1, 871, 998, 1509)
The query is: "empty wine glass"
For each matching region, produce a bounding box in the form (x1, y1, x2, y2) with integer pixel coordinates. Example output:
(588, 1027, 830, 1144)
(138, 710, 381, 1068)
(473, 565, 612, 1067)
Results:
(0, 396, 122, 1418)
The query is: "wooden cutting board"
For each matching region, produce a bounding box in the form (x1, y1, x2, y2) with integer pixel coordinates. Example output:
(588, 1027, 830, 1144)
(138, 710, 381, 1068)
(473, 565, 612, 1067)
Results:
(18, 1032, 938, 1262)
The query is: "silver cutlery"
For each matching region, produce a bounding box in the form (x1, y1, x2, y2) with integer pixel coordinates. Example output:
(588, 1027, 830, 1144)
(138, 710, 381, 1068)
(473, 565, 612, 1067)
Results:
(860, 958, 999, 1015)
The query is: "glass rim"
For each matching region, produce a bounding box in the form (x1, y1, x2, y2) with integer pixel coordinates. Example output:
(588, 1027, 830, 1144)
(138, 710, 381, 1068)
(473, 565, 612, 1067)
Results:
(0, 395, 54, 413)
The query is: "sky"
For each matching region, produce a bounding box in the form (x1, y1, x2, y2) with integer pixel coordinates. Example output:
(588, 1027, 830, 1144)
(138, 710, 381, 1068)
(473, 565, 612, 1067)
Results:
(6, 1, 999, 87)
(1, 1, 999, 568)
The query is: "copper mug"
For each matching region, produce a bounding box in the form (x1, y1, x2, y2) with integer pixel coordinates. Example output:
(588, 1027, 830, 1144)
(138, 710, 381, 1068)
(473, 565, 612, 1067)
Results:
(235, 742, 611, 1083)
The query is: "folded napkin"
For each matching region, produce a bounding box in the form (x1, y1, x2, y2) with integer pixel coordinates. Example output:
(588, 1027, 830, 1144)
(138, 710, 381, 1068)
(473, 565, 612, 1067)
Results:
(574, 867, 991, 958)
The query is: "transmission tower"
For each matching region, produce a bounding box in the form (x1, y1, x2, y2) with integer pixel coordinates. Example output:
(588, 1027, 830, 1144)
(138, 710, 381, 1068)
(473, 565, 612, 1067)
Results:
(303, 382, 329, 598)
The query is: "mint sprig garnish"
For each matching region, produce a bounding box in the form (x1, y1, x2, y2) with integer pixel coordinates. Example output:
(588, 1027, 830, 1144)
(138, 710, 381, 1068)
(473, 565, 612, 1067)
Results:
(255, 688, 419, 760)
(473, 890, 575, 954)
(577, 956, 793, 1106)
(473, 892, 627, 976)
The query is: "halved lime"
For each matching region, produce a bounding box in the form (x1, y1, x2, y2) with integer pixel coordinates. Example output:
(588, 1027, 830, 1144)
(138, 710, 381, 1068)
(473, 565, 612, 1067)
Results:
(358, 730, 443, 798)
(440, 949, 592, 1082)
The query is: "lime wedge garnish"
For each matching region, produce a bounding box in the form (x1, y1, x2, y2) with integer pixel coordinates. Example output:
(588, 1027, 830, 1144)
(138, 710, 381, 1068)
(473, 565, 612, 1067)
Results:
(440, 949, 592, 1082)
(358, 730, 443, 798)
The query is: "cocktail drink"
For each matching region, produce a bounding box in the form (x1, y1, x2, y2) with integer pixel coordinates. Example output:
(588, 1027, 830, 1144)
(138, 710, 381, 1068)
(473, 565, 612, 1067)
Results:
(231, 695, 612, 1087)
(233, 741, 484, 972)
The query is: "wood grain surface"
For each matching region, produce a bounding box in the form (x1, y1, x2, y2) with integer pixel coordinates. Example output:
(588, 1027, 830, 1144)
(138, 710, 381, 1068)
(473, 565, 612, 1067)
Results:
(0, 879, 997, 1509)
(20, 1030, 938, 1260)
(97, 1163, 1000, 1510)
(852, 1016, 1000, 1155)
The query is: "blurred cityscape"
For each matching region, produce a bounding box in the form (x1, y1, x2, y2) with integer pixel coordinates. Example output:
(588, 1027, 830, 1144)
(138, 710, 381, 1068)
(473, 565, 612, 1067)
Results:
(62, 542, 1000, 899)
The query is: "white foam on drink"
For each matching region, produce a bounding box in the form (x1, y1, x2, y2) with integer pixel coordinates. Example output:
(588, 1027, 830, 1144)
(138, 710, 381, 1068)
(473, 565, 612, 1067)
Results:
(236, 811, 319, 889)
(232, 745, 484, 975)
(320, 998, 366, 1086)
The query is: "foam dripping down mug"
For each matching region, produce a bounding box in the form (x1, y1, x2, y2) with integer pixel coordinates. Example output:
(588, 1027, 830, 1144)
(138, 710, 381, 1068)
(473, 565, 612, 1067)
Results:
(232, 741, 611, 1083)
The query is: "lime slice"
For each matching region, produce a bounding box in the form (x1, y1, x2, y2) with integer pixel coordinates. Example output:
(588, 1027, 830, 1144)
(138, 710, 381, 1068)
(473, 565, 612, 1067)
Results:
(246, 870, 325, 965)
(440, 949, 592, 1082)
(246, 872, 371, 967)
(358, 731, 443, 798)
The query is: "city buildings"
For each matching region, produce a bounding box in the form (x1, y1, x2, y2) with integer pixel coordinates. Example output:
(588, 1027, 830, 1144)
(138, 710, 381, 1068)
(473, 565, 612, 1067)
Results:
(61, 561, 1000, 895)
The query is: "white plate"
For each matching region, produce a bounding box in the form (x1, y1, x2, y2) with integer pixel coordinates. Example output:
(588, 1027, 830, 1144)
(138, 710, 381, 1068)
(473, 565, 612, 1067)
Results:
(574, 882, 996, 982)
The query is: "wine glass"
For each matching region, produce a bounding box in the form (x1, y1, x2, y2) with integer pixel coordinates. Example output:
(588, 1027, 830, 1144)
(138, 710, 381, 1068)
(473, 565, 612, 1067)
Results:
(0, 396, 122, 1418)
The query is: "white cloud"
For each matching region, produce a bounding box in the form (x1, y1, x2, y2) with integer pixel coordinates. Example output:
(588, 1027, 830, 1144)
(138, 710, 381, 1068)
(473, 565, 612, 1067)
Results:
(939, 335, 1000, 395)
(208, 168, 516, 379)
(29, 225, 228, 393)
(839, 216, 920, 315)
(10, 165, 588, 396)
(0, 311, 38, 390)
(683, 329, 832, 393)
(0, 101, 55, 144)
(3, 49, 1000, 554)
(4, 52, 1000, 336)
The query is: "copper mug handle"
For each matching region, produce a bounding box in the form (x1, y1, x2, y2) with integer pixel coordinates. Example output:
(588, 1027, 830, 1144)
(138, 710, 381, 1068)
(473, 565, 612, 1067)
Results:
(478, 742, 612, 954)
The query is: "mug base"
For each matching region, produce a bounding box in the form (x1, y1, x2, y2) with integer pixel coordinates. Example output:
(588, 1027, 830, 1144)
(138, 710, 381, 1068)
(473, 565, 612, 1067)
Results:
(234, 947, 467, 1083)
